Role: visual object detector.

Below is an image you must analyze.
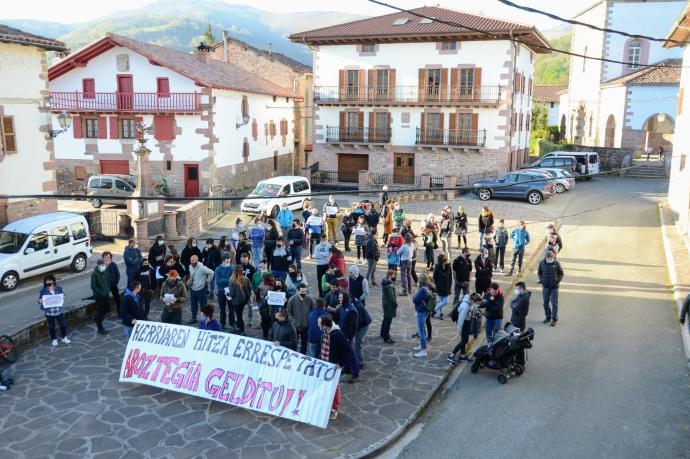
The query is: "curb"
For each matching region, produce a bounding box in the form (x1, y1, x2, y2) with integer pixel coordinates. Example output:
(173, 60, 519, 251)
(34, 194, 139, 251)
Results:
(657, 203, 690, 368)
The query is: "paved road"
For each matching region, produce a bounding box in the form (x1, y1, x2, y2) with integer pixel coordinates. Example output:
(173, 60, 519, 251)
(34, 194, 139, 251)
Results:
(392, 177, 690, 459)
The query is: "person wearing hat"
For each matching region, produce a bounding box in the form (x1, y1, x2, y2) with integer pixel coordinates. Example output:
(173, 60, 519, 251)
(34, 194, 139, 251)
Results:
(159, 269, 187, 325)
(214, 253, 235, 331)
(91, 258, 111, 335)
(454, 206, 468, 249)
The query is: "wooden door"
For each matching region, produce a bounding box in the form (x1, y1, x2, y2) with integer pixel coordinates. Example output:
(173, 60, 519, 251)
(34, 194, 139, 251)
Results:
(184, 164, 200, 197)
(393, 153, 415, 184)
(337, 153, 368, 183)
(116, 75, 134, 110)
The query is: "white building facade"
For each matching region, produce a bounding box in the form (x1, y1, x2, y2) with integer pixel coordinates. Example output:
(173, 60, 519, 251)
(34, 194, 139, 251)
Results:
(559, 0, 685, 153)
(48, 34, 297, 197)
(0, 25, 67, 226)
(290, 6, 550, 183)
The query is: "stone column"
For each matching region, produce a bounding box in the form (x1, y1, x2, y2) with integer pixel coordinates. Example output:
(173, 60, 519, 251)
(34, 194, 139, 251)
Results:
(164, 211, 178, 241)
(444, 175, 457, 200)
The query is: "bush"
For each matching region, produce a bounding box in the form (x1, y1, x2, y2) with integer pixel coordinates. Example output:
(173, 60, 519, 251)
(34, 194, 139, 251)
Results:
(537, 139, 562, 157)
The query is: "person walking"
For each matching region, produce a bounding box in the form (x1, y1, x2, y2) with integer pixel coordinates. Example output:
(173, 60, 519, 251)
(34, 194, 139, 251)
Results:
(452, 248, 473, 305)
(364, 229, 380, 287)
(39, 274, 70, 346)
(538, 249, 564, 326)
(277, 203, 293, 238)
(229, 267, 252, 335)
(646, 145, 653, 162)
(392, 203, 406, 229)
(307, 298, 330, 357)
(447, 292, 482, 363)
(508, 220, 531, 276)
(138, 258, 154, 318)
(306, 209, 324, 258)
(314, 238, 332, 297)
(318, 315, 351, 420)
(270, 309, 297, 350)
(270, 237, 291, 281)
(148, 235, 167, 271)
(323, 195, 340, 244)
(91, 258, 111, 335)
(454, 206, 468, 249)
(199, 304, 221, 331)
(123, 240, 143, 289)
(494, 219, 509, 273)
(264, 220, 280, 268)
(412, 273, 432, 357)
(337, 292, 360, 383)
(478, 283, 504, 345)
(397, 233, 414, 296)
(186, 255, 214, 324)
(510, 281, 531, 331)
(439, 206, 454, 258)
(380, 269, 397, 344)
(432, 253, 452, 320)
(288, 284, 315, 354)
(215, 253, 235, 331)
(103, 251, 121, 314)
(353, 215, 370, 264)
(287, 219, 304, 270)
(120, 281, 145, 338)
(474, 247, 493, 295)
(478, 206, 494, 248)
(340, 209, 355, 252)
(249, 219, 266, 268)
(160, 270, 187, 325)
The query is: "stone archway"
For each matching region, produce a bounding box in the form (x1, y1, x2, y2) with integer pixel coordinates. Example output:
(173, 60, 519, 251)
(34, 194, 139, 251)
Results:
(643, 113, 674, 153)
(604, 114, 616, 148)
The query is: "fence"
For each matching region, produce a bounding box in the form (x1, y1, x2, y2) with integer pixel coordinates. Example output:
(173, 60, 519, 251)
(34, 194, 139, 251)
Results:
(311, 170, 359, 188)
(73, 209, 133, 241)
(206, 185, 225, 221)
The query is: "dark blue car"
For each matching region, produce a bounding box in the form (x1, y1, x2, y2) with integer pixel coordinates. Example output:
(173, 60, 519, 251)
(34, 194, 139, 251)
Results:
(472, 170, 555, 205)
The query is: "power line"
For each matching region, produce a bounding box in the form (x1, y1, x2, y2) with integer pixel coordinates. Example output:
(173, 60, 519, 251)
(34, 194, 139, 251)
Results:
(367, 0, 688, 69)
(496, 0, 689, 45)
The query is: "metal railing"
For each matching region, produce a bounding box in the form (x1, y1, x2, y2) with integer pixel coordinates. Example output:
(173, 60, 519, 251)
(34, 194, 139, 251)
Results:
(315, 85, 501, 104)
(415, 128, 486, 147)
(49, 91, 202, 113)
(311, 170, 359, 187)
(326, 126, 391, 143)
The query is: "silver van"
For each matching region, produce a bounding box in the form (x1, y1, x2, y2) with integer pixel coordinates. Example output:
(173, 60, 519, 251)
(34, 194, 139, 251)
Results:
(87, 174, 136, 208)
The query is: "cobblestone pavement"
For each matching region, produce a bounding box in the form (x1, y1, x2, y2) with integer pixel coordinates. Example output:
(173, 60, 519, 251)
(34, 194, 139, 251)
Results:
(0, 194, 553, 458)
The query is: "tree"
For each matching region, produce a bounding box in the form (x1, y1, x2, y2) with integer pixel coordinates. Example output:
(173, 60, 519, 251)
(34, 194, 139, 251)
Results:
(529, 104, 550, 154)
(203, 23, 216, 45)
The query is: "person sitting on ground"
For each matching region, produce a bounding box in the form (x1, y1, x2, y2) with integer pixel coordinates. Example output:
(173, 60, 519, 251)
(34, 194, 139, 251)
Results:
(199, 303, 221, 331)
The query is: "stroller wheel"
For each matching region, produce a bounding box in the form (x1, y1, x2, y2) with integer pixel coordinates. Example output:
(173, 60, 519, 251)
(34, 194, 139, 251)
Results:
(497, 374, 508, 384)
(515, 365, 524, 376)
(470, 361, 480, 374)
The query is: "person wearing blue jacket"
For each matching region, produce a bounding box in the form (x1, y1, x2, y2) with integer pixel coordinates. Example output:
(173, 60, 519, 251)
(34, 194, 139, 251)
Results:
(307, 298, 330, 357)
(123, 240, 143, 289)
(337, 292, 360, 383)
(103, 251, 121, 314)
(412, 274, 432, 358)
(214, 253, 234, 331)
(508, 220, 531, 276)
(249, 218, 266, 267)
(277, 204, 293, 237)
(121, 282, 146, 338)
(38, 274, 70, 347)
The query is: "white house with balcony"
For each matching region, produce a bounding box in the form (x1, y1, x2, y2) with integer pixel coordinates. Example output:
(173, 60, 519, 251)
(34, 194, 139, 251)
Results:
(290, 6, 550, 184)
(558, 0, 684, 154)
(48, 33, 298, 197)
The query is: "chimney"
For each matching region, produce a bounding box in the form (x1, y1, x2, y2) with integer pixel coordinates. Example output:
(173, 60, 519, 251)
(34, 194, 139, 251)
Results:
(267, 43, 272, 55)
(222, 30, 229, 63)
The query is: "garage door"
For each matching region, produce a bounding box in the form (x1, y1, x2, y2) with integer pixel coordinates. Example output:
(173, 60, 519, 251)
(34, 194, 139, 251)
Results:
(100, 160, 130, 175)
(337, 154, 368, 183)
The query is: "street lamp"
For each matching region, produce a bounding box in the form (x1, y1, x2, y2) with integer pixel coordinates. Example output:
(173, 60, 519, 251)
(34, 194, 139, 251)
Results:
(49, 111, 72, 137)
(235, 114, 250, 129)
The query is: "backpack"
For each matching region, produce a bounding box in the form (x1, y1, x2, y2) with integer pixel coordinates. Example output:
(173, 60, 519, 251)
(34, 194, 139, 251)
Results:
(354, 300, 372, 329)
(425, 292, 437, 313)
(450, 302, 460, 322)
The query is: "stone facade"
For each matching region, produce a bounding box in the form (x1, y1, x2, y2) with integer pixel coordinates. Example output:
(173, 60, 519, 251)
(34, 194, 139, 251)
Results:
(174, 200, 209, 238)
(0, 199, 57, 227)
(216, 154, 293, 192)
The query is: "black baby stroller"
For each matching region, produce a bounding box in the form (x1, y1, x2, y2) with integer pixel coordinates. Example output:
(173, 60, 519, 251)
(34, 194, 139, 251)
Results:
(470, 323, 534, 384)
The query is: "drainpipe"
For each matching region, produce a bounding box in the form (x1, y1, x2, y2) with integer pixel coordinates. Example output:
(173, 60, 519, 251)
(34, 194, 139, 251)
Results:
(222, 30, 229, 63)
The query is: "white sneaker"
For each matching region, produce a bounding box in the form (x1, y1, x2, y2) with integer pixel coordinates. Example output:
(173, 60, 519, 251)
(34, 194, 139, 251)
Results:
(414, 350, 428, 357)
(412, 345, 422, 351)
(51, 339, 58, 347)
(0, 385, 7, 391)
(62, 337, 71, 344)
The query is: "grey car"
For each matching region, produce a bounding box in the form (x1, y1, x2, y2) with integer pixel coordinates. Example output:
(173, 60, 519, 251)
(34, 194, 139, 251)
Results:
(523, 168, 575, 194)
(86, 174, 136, 208)
(472, 170, 556, 205)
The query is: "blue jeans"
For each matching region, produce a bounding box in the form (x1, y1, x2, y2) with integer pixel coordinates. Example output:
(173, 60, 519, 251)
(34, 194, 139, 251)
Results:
(355, 324, 369, 365)
(434, 295, 449, 315)
(190, 288, 206, 316)
(479, 231, 485, 247)
(542, 287, 559, 321)
(123, 325, 133, 338)
(126, 270, 137, 289)
(416, 311, 428, 349)
(290, 246, 302, 270)
(271, 270, 286, 282)
(485, 318, 502, 345)
(252, 246, 264, 267)
(46, 313, 67, 340)
(348, 339, 360, 378)
(307, 342, 320, 358)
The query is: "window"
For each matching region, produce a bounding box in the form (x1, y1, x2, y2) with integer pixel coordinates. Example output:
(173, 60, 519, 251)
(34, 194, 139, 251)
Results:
(376, 69, 389, 95)
(27, 232, 49, 252)
(681, 155, 687, 171)
(82, 78, 95, 99)
(420, 17, 434, 24)
(502, 173, 519, 183)
(115, 179, 132, 192)
(242, 138, 249, 162)
(85, 118, 99, 138)
(156, 78, 170, 97)
(74, 166, 86, 181)
(460, 68, 474, 87)
(347, 112, 360, 129)
(293, 180, 309, 192)
(280, 119, 288, 136)
(426, 69, 441, 98)
(1, 116, 17, 153)
(154, 115, 175, 141)
(120, 118, 136, 139)
(274, 151, 279, 171)
(166, 160, 172, 171)
(269, 121, 276, 139)
(519, 113, 523, 131)
(251, 119, 258, 140)
(241, 96, 249, 120)
(71, 222, 87, 240)
(362, 43, 376, 53)
(457, 113, 472, 130)
(589, 154, 598, 164)
(540, 158, 555, 167)
(52, 226, 70, 247)
(550, 102, 555, 108)
(272, 96, 277, 102)
(392, 18, 410, 26)
(588, 114, 593, 138)
(627, 41, 641, 69)
(440, 41, 457, 50)
(347, 70, 359, 92)
(89, 177, 112, 189)
(426, 113, 441, 133)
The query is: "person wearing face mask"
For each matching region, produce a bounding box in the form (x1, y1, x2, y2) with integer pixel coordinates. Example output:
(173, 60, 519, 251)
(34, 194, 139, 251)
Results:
(186, 255, 214, 325)
(454, 206, 468, 249)
(288, 284, 315, 354)
(287, 219, 304, 270)
(201, 239, 221, 296)
(181, 238, 201, 271)
(138, 257, 154, 318)
(235, 232, 251, 266)
(123, 239, 143, 289)
(354, 216, 370, 264)
(91, 258, 112, 335)
(510, 281, 531, 331)
(392, 203, 406, 229)
(120, 281, 145, 339)
(270, 309, 297, 351)
(509, 220, 530, 276)
(478, 283, 504, 345)
(102, 251, 121, 315)
(538, 249, 564, 326)
(270, 237, 291, 281)
(277, 203, 293, 238)
(478, 206, 495, 248)
(438, 206, 454, 259)
(249, 218, 266, 268)
(339, 209, 355, 252)
(474, 248, 493, 295)
(215, 253, 235, 332)
(229, 268, 252, 335)
(307, 299, 330, 357)
(231, 218, 245, 249)
(380, 269, 398, 344)
(285, 265, 308, 298)
(306, 209, 324, 257)
(452, 248, 473, 305)
(157, 255, 175, 291)
(160, 270, 187, 325)
(322, 195, 340, 244)
(39, 274, 70, 346)
(198, 303, 221, 331)
(148, 235, 167, 270)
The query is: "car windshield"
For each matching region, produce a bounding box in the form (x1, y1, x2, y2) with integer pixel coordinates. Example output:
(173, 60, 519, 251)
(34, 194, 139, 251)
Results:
(0, 231, 28, 254)
(251, 183, 282, 197)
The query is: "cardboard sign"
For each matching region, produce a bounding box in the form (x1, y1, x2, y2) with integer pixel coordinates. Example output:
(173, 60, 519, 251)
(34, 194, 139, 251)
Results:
(267, 291, 287, 306)
(42, 293, 64, 308)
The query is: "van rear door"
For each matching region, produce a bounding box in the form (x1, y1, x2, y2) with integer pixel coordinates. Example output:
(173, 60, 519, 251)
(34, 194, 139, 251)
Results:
(588, 154, 600, 174)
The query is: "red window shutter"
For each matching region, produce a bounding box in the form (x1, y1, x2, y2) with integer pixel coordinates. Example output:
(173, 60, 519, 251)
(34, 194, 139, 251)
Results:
(73, 116, 83, 138)
(157, 77, 170, 97)
(98, 117, 108, 139)
(154, 115, 174, 140)
(82, 78, 95, 99)
(109, 116, 119, 139)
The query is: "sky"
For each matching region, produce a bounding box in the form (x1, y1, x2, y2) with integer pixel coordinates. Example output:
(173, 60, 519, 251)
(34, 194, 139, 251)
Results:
(0, 0, 584, 30)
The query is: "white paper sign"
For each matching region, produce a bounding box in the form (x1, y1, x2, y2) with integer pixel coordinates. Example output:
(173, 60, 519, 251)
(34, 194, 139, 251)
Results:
(42, 293, 64, 308)
(354, 227, 365, 236)
(121, 321, 340, 428)
(163, 293, 174, 304)
(224, 287, 231, 300)
(267, 291, 287, 306)
(325, 206, 338, 216)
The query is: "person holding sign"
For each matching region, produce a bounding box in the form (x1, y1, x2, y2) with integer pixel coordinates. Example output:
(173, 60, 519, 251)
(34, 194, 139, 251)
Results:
(159, 270, 187, 325)
(353, 215, 370, 264)
(305, 209, 324, 258)
(322, 195, 340, 244)
(38, 274, 70, 347)
(120, 281, 145, 338)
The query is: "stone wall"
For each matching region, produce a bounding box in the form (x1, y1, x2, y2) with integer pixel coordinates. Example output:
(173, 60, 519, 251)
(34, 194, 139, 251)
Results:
(0, 198, 57, 226)
(56, 158, 100, 194)
(175, 200, 209, 238)
(216, 153, 293, 192)
(560, 144, 632, 172)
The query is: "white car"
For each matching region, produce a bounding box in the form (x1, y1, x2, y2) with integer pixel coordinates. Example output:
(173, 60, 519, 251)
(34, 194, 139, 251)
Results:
(0, 212, 93, 291)
(240, 176, 311, 218)
(534, 168, 576, 194)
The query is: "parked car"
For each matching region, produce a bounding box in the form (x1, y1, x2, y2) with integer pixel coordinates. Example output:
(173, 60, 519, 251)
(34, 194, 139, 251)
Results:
(87, 174, 136, 208)
(522, 155, 581, 179)
(524, 168, 575, 194)
(0, 212, 93, 291)
(472, 171, 555, 205)
(542, 151, 600, 178)
(241, 176, 311, 218)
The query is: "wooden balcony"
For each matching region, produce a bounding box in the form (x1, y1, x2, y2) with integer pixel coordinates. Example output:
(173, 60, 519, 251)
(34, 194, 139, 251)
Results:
(49, 92, 202, 114)
(326, 126, 391, 143)
(315, 85, 501, 106)
(415, 128, 486, 147)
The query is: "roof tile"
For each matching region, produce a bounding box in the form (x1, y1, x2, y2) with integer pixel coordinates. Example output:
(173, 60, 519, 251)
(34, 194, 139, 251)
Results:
(533, 86, 567, 102)
(0, 23, 66, 51)
(601, 59, 681, 87)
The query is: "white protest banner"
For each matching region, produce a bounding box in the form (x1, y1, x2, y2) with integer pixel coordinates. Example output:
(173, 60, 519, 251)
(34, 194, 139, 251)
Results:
(120, 321, 340, 428)
(267, 291, 286, 306)
(42, 294, 64, 308)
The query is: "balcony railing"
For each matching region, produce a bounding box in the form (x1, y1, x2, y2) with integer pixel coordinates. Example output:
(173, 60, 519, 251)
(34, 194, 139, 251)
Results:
(415, 128, 486, 147)
(49, 92, 202, 113)
(326, 126, 391, 143)
(315, 85, 501, 104)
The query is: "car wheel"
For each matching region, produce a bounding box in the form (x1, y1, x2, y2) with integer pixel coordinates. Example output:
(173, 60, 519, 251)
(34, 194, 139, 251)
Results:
(477, 188, 492, 201)
(71, 253, 88, 273)
(270, 206, 280, 219)
(91, 199, 102, 208)
(1, 271, 19, 291)
(555, 183, 565, 194)
(470, 360, 480, 373)
(497, 374, 508, 384)
(527, 191, 543, 205)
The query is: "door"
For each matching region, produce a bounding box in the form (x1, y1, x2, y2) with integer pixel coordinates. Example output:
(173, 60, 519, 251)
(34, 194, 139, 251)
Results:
(100, 160, 130, 175)
(393, 153, 415, 185)
(117, 75, 134, 110)
(50, 225, 74, 269)
(184, 164, 200, 198)
(114, 178, 135, 205)
(337, 154, 368, 183)
(494, 173, 518, 197)
(588, 154, 600, 174)
(21, 231, 52, 275)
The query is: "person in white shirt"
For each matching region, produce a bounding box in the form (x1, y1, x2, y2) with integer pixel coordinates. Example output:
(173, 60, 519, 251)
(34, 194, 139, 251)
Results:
(306, 209, 325, 257)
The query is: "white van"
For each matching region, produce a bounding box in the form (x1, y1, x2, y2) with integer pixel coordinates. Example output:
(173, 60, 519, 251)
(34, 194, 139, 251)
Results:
(543, 151, 600, 178)
(0, 212, 93, 291)
(240, 176, 311, 218)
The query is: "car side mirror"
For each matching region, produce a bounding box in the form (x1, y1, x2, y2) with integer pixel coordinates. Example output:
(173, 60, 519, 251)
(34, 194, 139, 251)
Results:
(498, 178, 505, 183)
(24, 247, 35, 255)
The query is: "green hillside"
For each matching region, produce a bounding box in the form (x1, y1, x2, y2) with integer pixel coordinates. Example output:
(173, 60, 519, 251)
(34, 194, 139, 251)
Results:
(534, 33, 571, 86)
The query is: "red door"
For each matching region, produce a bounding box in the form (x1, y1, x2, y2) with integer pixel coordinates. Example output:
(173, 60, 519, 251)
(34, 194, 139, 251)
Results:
(184, 164, 200, 198)
(100, 160, 130, 174)
(117, 75, 134, 110)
